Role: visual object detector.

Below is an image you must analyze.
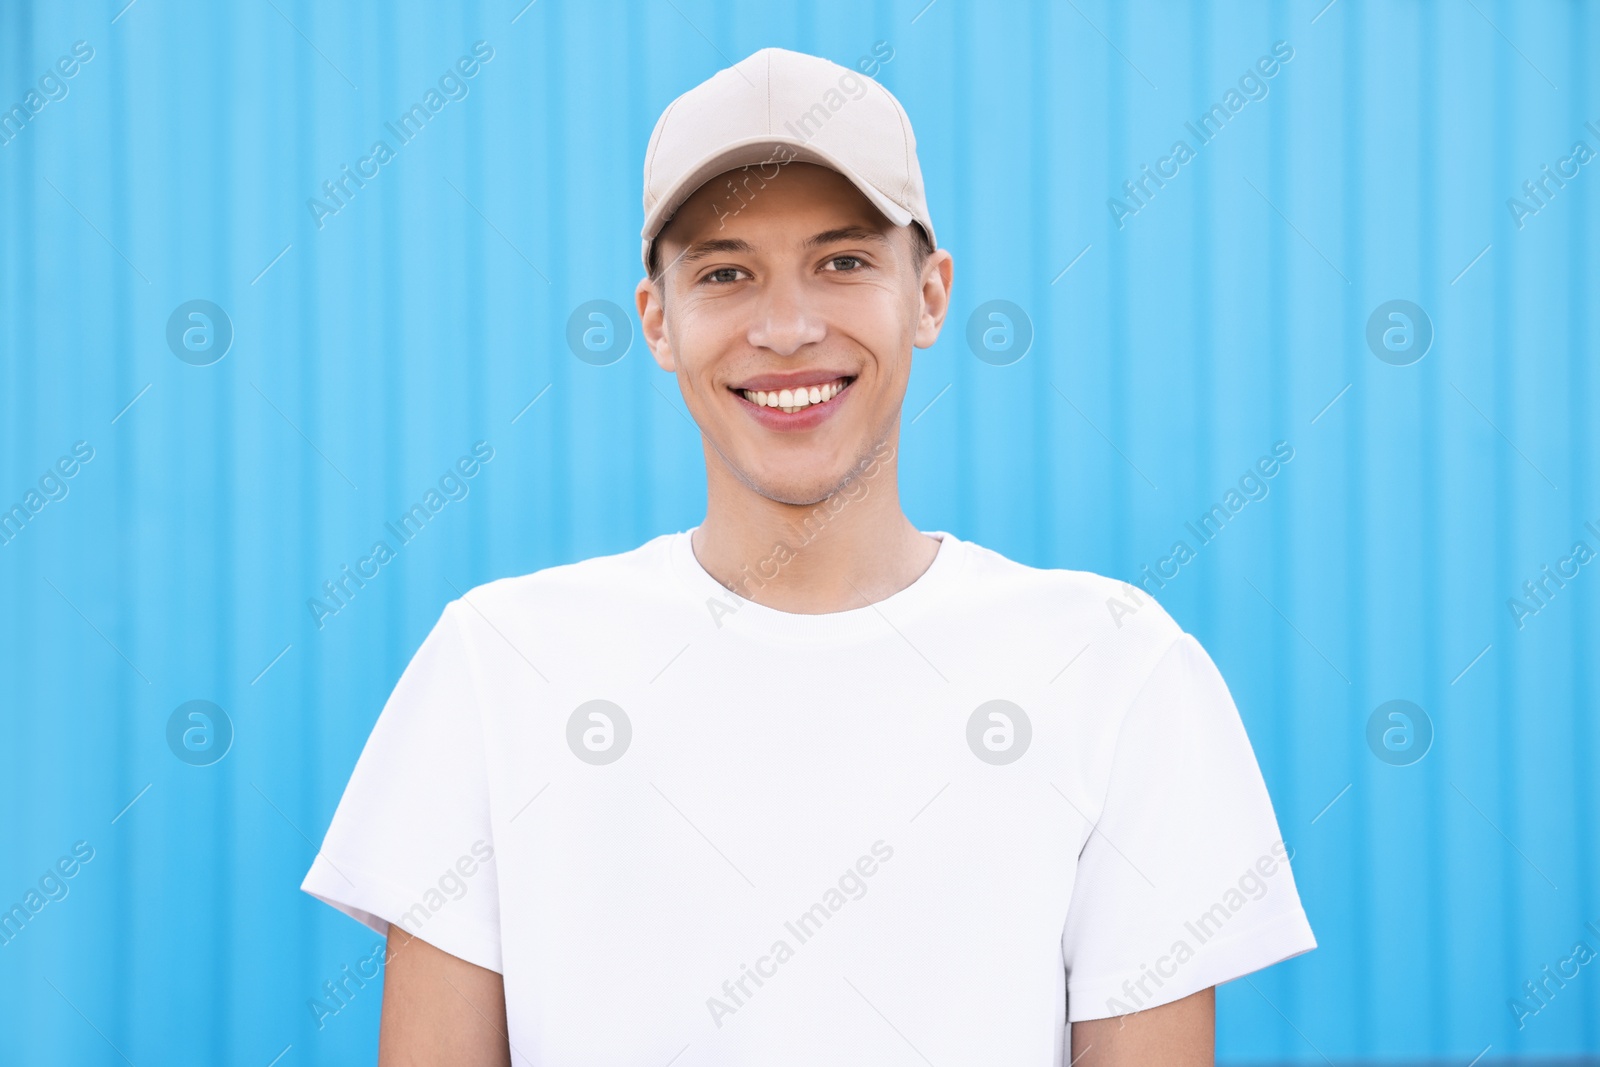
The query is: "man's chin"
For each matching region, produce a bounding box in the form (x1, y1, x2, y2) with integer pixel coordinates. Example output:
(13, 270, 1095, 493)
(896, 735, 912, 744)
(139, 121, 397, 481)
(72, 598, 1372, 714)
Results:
(735, 464, 859, 510)
(752, 482, 842, 510)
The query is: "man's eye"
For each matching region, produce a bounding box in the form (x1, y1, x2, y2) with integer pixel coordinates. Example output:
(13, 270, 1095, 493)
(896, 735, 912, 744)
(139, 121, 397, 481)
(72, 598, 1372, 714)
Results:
(702, 267, 743, 284)
(825, 255, 865, 272)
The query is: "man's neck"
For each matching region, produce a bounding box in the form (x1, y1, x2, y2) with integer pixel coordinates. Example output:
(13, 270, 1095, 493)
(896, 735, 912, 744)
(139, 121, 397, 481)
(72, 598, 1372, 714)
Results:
(691, 448, 941, 616)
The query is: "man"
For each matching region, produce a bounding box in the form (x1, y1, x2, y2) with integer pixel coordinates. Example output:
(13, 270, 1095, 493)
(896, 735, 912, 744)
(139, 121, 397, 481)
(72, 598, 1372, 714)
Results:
(302, 46, 1316, 1065)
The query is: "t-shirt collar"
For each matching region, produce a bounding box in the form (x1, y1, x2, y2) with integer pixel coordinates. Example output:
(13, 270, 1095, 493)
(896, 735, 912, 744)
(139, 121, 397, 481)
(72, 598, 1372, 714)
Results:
(668, 524, 966, 643)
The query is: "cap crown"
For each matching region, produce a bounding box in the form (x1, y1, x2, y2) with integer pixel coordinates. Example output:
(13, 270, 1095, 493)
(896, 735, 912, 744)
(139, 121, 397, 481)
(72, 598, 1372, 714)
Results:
(640, 46, 935, 271)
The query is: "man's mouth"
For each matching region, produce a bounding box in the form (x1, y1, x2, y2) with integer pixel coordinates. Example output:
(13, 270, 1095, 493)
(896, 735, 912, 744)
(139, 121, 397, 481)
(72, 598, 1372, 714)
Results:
(733, 376, 854, 414)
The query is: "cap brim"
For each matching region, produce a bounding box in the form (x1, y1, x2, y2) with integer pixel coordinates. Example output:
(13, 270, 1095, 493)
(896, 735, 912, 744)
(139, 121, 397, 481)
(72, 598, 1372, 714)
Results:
(641, 135, 915, 269)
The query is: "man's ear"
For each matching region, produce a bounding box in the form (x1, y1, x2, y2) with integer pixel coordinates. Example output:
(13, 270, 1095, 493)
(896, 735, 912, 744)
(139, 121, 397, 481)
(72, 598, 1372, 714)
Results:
(913, 247, 954, 350)
(635, 274, 675, 372)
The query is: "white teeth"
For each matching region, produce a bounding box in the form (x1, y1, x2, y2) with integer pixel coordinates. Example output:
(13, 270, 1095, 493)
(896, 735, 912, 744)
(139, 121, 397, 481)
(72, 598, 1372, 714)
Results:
(739, 377, 849, 413)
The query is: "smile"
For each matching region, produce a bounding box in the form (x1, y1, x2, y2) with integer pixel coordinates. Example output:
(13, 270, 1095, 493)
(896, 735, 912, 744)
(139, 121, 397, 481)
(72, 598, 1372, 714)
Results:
(734, 376, 853, 414)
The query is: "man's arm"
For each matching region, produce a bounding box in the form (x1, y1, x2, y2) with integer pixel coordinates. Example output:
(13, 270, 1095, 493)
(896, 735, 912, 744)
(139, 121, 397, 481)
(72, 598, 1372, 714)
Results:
(1070, 986, 1215, 1066)
(378, 924, 512, 1066)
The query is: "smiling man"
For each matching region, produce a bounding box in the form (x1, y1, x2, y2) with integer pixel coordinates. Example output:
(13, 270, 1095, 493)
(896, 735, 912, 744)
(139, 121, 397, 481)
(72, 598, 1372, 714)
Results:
(301, 46, 1316, 1066)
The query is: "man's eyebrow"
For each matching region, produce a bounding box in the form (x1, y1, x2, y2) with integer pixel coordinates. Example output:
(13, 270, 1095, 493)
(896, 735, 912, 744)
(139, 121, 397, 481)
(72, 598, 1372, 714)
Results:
(674, 227, 891, 269)
(677, 238, 754, 267)
(804, 226, 891, 250)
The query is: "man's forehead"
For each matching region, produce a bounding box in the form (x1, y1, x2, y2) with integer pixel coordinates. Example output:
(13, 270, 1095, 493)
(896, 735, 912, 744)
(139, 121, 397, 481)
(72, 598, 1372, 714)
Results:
(674, 225, 892, 267)
(658, 160, 892, 253)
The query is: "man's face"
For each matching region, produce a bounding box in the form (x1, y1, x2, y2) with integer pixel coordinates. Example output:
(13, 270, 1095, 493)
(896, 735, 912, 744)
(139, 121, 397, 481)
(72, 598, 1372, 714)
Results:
(636, 161, 951, 507)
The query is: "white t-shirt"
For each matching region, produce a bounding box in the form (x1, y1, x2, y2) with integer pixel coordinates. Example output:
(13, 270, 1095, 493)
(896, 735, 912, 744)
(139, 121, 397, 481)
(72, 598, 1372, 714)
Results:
(302, 527, 1316, 1063)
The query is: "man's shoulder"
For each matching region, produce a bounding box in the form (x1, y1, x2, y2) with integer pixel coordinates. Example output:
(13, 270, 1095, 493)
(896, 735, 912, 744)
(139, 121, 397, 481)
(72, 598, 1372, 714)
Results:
(448, 530, 681, 616)
(956, 536, 1187, 661)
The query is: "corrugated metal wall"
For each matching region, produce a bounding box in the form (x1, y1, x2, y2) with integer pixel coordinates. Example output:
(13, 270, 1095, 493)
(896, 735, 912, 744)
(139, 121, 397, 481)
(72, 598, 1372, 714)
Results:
(1, 1, 1595, 1063)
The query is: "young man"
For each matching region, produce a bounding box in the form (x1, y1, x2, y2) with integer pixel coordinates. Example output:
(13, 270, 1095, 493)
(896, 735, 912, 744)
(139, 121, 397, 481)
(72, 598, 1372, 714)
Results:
(302, 47, 1316, 1065)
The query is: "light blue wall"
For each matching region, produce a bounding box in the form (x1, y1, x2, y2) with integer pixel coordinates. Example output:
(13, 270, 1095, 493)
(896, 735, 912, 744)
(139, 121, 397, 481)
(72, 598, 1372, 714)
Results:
(1, 1, 1595, 1063)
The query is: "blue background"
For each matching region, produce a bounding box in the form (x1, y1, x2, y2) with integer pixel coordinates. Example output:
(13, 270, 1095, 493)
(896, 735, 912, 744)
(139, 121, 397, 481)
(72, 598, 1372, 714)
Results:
(2, 0, 1597, 1063)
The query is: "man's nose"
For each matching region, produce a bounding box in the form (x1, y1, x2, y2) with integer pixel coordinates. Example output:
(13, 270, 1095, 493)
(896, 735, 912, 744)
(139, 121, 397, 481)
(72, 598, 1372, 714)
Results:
(746, 275, 826, 356)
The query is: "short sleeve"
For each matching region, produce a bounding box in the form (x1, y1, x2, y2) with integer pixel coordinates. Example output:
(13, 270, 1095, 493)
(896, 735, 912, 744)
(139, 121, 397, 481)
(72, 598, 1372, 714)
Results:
(300, 599, 502, 973)
(1061, 632, 1316, 1022)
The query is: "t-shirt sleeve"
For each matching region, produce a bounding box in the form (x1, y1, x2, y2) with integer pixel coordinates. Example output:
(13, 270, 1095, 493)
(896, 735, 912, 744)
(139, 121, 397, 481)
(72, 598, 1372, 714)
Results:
(300, 599, 502, 973)
(1061, 631, 1316, 1022)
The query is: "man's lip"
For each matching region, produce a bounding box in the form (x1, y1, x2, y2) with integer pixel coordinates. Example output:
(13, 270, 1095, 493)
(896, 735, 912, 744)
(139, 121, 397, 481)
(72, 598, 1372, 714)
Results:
(728, 370, 856, 392)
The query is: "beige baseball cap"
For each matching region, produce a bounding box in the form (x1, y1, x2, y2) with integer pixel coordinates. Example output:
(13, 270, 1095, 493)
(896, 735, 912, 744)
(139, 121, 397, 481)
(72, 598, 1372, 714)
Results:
(640, 46, 936, 273)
